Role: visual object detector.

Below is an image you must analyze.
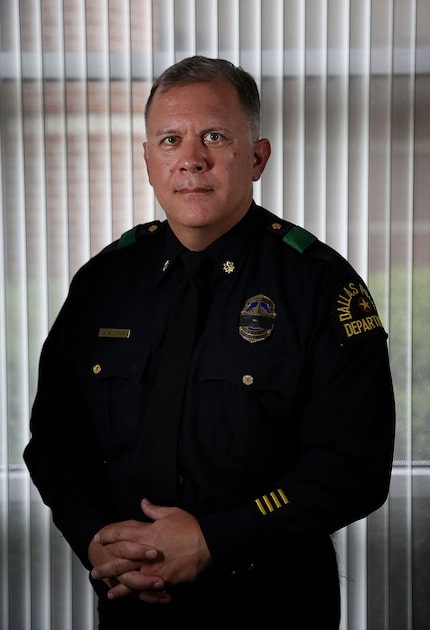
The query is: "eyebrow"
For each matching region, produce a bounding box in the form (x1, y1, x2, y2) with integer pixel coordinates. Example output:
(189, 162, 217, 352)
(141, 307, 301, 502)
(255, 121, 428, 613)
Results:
(154, 126, 231, 138)
(154, 129, 179, 137)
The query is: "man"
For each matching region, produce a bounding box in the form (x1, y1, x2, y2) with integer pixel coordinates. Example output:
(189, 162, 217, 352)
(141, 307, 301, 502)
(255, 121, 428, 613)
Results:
(24, 56, 395, 628)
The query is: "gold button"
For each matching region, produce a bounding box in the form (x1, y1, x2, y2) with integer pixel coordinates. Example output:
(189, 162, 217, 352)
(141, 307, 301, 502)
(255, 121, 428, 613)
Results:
(148, 224, 158, 233)
(242, 374, 254, 386)
(272, 222, 282, 230)
(92, 364, 102, 374)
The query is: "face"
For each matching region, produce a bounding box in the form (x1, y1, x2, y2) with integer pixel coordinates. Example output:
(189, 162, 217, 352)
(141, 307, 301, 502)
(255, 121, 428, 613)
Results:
(143, 79, 271, 248)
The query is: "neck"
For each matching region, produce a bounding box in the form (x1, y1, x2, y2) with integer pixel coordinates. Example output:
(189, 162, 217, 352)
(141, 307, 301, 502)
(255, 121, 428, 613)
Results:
(169, 227, 220, 251)
(167, 207, 251, 251)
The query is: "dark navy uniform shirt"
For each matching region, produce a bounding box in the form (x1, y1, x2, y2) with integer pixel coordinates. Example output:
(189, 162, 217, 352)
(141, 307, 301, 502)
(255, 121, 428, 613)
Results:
(24, 202, 395, 606)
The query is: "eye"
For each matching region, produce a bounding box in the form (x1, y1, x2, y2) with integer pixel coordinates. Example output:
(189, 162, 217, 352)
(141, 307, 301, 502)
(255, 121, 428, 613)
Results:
(162, 136, 178, 145)
(204, 132, 223, 143)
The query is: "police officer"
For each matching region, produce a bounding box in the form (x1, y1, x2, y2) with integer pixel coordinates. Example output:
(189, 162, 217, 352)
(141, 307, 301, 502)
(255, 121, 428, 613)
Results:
(24, 56, 395, 628)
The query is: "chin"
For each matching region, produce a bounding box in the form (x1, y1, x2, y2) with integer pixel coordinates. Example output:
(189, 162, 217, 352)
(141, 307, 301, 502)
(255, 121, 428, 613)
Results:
(175, 205, 219, 224)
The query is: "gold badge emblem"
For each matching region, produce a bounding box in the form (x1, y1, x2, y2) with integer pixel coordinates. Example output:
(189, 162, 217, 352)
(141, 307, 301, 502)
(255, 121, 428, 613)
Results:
(239, 294, 277, 343)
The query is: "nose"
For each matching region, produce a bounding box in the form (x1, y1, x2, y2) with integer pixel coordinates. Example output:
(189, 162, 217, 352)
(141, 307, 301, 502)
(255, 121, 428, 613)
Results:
(179, 139, 208, 173)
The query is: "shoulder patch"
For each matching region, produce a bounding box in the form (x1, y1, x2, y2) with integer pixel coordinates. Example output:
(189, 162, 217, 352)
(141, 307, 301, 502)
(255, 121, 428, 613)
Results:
(332, 278, 387, 345)
(117, 221, 162, 250)
(283, 226, 317, 253)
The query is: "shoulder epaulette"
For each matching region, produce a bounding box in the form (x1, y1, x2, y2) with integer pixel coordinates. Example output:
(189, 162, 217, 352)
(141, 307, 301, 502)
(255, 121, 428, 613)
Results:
(117, 226, 139, 249)
(282, 225, 317, 254)
(116, 221, 162, 250)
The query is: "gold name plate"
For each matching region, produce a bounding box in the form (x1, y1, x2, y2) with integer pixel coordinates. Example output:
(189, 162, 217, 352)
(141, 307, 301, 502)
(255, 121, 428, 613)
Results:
(98, 328, 131, 339)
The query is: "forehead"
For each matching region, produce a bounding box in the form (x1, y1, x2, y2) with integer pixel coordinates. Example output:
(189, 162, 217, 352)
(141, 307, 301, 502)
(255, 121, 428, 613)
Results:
(146, 79, 246, 128)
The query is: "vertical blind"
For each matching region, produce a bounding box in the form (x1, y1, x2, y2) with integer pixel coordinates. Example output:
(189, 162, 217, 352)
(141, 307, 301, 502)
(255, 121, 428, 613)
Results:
(0, 1, 429, 629)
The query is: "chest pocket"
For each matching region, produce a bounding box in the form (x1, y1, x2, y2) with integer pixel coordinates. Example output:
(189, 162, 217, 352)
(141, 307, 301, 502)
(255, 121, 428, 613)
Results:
(187, 336, 307, 469)
(75, 338, 152, 459)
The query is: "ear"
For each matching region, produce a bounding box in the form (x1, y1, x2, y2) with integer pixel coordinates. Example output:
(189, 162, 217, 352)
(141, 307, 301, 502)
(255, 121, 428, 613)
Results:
(143, 141, 152, 183)
(252, 138, 271, 181)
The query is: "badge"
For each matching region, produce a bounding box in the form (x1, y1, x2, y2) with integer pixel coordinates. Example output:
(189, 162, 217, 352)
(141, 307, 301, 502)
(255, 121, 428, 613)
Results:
(239, 294, 277, 343)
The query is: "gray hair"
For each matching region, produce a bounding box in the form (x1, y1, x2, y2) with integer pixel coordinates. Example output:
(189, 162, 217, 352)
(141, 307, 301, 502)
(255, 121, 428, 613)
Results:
(144, 55, 261, 141)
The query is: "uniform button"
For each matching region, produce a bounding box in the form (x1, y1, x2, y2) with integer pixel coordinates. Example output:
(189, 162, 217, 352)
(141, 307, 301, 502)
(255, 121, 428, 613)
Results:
(242, 374, 254, 386)
(92, 364, 102, 374)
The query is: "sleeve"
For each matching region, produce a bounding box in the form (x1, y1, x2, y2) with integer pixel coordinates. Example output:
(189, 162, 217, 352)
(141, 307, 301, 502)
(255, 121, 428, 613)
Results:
(198, 272, 396, 576)
(23, 276, 115, 570)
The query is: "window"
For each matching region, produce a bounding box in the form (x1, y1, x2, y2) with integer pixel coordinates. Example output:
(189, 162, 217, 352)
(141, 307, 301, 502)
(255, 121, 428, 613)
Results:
(1, 1, 429, 628)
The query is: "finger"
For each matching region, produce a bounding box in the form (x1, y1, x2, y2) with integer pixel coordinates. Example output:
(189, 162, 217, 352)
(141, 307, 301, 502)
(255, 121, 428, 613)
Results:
(103, 540, 159, 562)
(106, 582, 135, 600)
(116, 570, 166, 593)
(94, 523, 151, 545)
(91, 557, 140, 580)
(103, 577, 119, 589)
(138, 588, 172, 604)
(92, 562, 166, 594)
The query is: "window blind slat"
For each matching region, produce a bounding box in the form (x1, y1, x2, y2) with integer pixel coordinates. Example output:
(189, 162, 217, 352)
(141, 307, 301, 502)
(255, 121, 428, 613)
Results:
(304, 0, 327, 238)
(326, 0, 349, 255)
(283, 1, 306, 225)
(3, 2, 31, 628)
(196, 0, 218, 57)
(260, 0, 284, 213)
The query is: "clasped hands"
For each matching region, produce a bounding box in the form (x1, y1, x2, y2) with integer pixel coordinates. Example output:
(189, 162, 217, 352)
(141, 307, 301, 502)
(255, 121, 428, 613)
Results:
(89, 498, 211, 604)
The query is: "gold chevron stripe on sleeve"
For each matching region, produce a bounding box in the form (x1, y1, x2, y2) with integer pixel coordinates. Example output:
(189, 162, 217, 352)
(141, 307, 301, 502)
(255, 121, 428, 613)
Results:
(255, 489, 290, 515)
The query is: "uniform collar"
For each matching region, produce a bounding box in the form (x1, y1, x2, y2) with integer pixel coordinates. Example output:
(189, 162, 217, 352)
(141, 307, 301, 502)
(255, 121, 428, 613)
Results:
(152, 201, 265, 287)
(205, 201, 264, 287)
(150, 224, 187, 285)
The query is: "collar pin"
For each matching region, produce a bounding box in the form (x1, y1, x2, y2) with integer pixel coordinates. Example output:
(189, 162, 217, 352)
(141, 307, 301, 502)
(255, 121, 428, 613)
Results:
(223, 261, 235, 274)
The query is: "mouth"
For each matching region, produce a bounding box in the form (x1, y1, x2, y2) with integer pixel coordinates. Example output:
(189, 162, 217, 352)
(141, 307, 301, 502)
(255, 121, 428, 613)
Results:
(175, 186, 214, 194)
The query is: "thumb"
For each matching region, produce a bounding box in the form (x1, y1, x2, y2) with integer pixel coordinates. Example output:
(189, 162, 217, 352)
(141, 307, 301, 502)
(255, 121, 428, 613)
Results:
(140, 497, 166, 520)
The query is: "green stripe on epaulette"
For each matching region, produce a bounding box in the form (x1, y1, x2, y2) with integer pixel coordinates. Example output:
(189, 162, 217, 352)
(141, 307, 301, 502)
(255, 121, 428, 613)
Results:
(117, 226, 138, 250)
(283, 226, 317, 253)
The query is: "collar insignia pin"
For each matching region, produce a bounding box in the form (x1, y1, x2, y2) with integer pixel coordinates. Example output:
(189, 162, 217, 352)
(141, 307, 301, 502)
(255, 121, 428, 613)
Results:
(223, 261, 235, 274)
